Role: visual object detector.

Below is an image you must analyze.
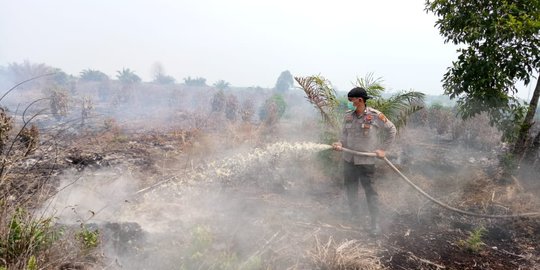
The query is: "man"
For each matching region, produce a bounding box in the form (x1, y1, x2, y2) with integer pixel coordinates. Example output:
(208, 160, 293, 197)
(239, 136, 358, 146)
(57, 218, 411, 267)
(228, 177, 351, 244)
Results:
(332, 87, 397, 236)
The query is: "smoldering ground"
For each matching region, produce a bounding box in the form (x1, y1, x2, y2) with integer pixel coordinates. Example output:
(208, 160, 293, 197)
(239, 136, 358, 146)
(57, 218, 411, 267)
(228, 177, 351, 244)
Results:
(6, 75, 538, 269)
(43, 126, 540, 269)
(43, 142, 357, 269)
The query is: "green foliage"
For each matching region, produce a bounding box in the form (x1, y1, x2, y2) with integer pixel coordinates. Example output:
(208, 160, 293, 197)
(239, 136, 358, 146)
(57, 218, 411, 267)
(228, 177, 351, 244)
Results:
(275, 70, 294, 93)
(76, 226, 99, 250)
(116, 68, 141, 84)
(369, 91, 425, 130)
(26, 255, 37, 270)
(354, 73, 425, 131)
(258, 93, 287, 125)
(1, 208, 59, 265)
(354, 72, 385, 98)
(296, 73, 425, 135)
(296, 73, 424, 182)
(425, 0, 540, 148)
(79, 69, 109, 82)
(295, 73, 424, 184)
(184, 76, 207, 87)
(426, 0, 540, 86)
(458, 226, 487, 253)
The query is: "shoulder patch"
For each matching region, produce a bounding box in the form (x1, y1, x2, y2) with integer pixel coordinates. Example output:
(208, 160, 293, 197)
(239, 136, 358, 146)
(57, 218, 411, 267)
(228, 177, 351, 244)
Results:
(365, 114, 373, 121)
(367, 107, 381, 114)
(378, 113, 388, 123)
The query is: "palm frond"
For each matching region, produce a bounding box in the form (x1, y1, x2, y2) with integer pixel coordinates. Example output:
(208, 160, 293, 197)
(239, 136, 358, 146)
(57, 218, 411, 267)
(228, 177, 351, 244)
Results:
(295, 75, 340, 129)
(354, 72, 384, 98)
(371, 91, 425, 130)
(297, 72, 426, 133)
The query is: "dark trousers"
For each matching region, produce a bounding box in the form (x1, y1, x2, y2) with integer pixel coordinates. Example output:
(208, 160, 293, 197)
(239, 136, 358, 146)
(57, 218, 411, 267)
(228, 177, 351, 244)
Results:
(344, 161, 379, 221)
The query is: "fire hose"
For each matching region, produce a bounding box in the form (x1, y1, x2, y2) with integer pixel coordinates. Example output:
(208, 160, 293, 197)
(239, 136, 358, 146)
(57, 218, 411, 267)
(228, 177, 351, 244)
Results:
(339, 147, 540, 218)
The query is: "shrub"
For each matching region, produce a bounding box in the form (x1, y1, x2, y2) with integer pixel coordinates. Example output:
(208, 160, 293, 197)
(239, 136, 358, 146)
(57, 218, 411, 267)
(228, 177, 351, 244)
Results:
(0, 107, 13, 154)
(48, 87, 70, 120)
(258, 94, 287, 125)
(0, 208, 59, 267)
(76, 225, 100, 250)
(458, 226, 487, 253)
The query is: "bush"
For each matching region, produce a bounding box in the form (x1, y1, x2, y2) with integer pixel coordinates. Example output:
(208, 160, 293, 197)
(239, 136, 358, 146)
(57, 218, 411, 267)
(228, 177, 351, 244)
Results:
(48, 87, 70, 120)
(258, 94, 287, 125)
(458, 227, 487, 253)
(76, 225, 100, 250)
(0, 208, 59, 268)
(0, 107, 13, 154)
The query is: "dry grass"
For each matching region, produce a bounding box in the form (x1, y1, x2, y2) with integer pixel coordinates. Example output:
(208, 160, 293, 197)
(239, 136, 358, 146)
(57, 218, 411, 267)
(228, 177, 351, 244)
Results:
(307, 236, 384, 270)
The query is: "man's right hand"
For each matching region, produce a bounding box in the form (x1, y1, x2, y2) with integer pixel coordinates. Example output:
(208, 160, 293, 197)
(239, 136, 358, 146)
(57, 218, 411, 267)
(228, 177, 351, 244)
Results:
(332, 142, 343, 151)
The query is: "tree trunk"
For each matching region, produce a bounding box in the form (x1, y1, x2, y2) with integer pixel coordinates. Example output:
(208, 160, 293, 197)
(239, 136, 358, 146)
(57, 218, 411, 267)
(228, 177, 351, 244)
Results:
(512, 77, 540, 160)
(523, 129, 540, 163)
(519, 129, 540, 184)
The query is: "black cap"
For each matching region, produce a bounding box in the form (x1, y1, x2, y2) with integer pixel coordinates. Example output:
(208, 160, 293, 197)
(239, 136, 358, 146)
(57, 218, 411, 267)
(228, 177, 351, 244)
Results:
(347, 87, 371, 100)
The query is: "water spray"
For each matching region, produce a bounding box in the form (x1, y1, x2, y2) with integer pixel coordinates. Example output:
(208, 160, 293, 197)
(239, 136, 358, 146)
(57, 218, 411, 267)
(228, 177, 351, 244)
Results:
(58, 142, 539, 223)
(339, 146, 540, 218)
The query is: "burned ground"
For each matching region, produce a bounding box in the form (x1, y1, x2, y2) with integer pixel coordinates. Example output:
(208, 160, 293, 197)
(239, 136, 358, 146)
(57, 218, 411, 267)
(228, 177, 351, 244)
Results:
(1, 85, 539, 270)
(20, 123, 537, 270)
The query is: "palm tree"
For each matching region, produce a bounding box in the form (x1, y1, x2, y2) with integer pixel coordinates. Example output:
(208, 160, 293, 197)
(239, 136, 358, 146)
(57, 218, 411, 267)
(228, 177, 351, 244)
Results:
(116, 68, 141, 84)
(295, 75, 341, 130)
(80, 69, 109, 82)
(213, 80, 230, 90)
(295, 73, 425, 134)
(354, 73, 425, 130)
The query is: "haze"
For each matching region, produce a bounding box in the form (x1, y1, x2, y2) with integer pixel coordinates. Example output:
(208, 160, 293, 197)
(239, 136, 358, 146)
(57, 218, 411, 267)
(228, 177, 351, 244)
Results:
(1, 0, 533, 99)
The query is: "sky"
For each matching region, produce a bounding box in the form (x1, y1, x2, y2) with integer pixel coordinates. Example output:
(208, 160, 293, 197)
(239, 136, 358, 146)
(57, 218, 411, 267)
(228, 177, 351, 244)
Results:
(0, 0, 535, 99)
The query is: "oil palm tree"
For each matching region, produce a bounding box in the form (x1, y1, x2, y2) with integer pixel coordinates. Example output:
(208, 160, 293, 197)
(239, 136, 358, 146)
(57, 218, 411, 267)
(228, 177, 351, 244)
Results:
(296, 73, 425, 134)
(116, 68, 141, 84)
(355, 73, 425, 130)
(80, 69, 109, 82)
(295, 75, 340, 129)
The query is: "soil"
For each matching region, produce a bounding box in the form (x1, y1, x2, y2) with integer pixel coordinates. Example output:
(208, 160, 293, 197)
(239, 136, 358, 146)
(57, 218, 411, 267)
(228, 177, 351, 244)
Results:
(8, 120, 540, 270)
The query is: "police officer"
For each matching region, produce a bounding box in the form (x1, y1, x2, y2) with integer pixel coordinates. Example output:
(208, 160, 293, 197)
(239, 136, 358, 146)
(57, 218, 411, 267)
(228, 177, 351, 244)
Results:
(332, 87, 397, 236)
